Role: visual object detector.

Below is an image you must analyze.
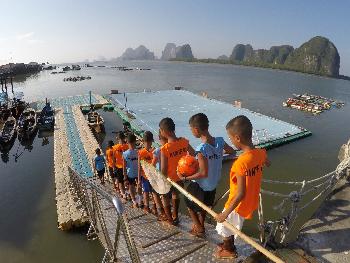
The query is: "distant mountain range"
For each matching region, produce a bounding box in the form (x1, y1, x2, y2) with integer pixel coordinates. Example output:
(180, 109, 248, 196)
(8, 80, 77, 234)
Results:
(117, 45, 155, 61)
(160, 43, 194, 60)
(111, 36, 344, 78)
(194, 36, 340, 78)
(116, 43, 194, 61)
(223, 36, 340, 77)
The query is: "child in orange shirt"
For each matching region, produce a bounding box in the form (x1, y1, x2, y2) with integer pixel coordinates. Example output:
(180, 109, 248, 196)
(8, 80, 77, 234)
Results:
(215, 115, 270, 259)
(105, 140, 117, 190)
(113, 132, 129, 199)
(159, 117, 194, 225)
(138, 131, 156, 214)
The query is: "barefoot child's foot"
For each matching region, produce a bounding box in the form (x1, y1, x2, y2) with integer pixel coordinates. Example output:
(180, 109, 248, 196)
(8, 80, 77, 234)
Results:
(172, 216, 180, 226)
(188, 225, 204, 238)
(157, 213, 168, 222)
(132, 201, 139, 208)
(151, 206, 158, 216)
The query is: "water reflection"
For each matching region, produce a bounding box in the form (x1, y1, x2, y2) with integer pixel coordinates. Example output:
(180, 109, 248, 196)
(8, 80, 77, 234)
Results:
(0, 126, 53, 163)
(0, 124, 53, 248)
(38, 130, 53, 146)
(12, 72, 41, 85)
(0, 133, 16, 163)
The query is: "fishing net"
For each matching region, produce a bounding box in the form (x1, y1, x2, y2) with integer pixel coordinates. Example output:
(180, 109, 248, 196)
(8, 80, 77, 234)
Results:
(140, 160, 171, 194)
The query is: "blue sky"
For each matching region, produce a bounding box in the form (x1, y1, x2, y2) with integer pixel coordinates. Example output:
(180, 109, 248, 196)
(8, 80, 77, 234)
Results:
(1, 0, 349, 74)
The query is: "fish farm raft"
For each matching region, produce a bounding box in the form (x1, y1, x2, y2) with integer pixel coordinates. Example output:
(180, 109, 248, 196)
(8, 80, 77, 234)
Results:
(282, 93, 345, 114)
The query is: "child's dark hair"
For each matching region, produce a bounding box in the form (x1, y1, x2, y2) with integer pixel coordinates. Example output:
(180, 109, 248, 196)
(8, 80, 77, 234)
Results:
(95, 148, 101, 154)
(189, 113, 209, 131)
(226, 115, 252, 142)
(108, 140, 114, 147)
(143, 131, 154, 142)
(127, 133, 137, 143)
(159, 117, 175, 132)
(117, 131, 126, 141)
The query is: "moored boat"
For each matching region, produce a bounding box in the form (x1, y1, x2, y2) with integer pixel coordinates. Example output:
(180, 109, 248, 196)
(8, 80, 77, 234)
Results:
(0, 116, 17, 144)
(87, 111, 105, 133)
(71, 64, 81, 70)
(37, 101, 55, 131)
(17, 108, 37, 138)
(0, 108, 11, 123)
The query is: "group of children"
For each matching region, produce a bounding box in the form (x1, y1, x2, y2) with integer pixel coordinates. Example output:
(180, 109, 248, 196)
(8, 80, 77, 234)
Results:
(93, 113, 270, 259)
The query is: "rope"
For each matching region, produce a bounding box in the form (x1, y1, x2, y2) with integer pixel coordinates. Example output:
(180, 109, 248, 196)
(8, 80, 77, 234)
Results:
(262, 171, 335, 185)
(299, 182, 335, 211)
(300, 180, 331, 196)
(258, 193, 265, 244)
(261, 189, 290, 198)
(258, 148, 350, 245)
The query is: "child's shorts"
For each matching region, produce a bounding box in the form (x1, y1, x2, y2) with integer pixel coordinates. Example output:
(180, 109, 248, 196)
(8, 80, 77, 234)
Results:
(108, 167, 116, 180)
(216, 209, 245, 239)
(164, 181, 184, 198)
(141, 177, 153, 193)
(127, 177, 137, 185)
(185, 181, 216, 213)
(97, 168, 105, 178)
(114, 168, 124, 182)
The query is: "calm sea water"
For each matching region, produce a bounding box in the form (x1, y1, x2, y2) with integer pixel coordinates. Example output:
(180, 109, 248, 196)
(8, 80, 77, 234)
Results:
(1, 61, 350, 262)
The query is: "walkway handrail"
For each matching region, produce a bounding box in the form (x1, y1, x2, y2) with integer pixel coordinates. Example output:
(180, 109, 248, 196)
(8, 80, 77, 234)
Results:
(68, 167, 141, 263)
(169, 178, 285, 263)
(141, 161, 285, 263)
(257, 145, 350, 245)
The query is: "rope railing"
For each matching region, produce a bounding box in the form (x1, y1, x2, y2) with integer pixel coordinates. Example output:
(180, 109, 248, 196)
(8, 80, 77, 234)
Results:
(66, 117, 350, 261)
(262, 170, 335, 185)
(258, 146, 350, 245)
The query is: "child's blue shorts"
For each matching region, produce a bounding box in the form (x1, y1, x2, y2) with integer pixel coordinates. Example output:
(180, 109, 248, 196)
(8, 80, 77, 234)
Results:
(141, 177, 152, 193)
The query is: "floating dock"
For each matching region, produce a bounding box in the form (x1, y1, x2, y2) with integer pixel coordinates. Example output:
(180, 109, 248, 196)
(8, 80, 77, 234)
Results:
(52, 94, 108, 230)
(50, 93, 257, 261)
(108, 90, 311, 150)
(48, 92, 318, 262)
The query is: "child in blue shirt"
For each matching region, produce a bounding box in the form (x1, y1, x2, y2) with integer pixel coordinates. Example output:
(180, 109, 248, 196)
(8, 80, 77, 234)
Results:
(178, 113, 235, 237)
(93, 148, 106, 184)
(152, 133, 168, 171)
(123, 133, 139, 208)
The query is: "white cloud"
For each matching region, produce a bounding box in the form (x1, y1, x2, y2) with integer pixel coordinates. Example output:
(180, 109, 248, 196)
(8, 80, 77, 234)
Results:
(28, 39, 44, 44)
(16, 32, 34, 40)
